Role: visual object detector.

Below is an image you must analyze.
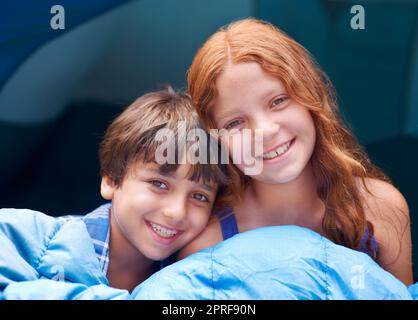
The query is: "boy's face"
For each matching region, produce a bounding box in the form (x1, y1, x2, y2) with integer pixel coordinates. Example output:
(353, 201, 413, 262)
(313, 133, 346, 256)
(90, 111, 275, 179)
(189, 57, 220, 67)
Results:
(101, 161, 217, 261)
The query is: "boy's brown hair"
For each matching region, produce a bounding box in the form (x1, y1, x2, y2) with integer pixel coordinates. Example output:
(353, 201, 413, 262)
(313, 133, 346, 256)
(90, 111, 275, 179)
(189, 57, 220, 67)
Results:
(99, 87, 233, 210)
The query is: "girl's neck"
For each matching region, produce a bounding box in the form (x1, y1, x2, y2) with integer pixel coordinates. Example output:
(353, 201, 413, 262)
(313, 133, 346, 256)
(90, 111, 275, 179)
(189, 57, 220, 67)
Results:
(236, 161, 325, 232)
(107, 214, 154, 292)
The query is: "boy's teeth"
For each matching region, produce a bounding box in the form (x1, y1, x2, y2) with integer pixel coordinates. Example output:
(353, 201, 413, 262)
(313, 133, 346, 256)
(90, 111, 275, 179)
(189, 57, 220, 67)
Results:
(150, 222, 178, 238)
(262, 141, 291, 160)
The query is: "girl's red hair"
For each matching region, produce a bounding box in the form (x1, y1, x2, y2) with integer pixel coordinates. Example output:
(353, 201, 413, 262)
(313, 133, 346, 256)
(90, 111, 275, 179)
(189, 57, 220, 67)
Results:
(188, 18, 390, 258)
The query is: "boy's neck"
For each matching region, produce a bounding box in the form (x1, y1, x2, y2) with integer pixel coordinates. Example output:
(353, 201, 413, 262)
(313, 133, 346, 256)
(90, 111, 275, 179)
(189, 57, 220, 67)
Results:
(107, 213, 155, 292)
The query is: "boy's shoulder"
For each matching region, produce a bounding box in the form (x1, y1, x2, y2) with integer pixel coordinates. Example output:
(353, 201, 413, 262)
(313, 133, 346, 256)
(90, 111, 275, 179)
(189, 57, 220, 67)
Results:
(0, 207, 92, 247)
(0, 207, 108, 287)
(81, 203, 111, 223)
(0, 207, 62, 237)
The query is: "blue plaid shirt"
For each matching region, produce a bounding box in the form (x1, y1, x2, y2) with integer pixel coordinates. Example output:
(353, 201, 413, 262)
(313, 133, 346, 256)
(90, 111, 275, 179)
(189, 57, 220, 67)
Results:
(59, 203, 175, 278)
(82, 203, 112, 275)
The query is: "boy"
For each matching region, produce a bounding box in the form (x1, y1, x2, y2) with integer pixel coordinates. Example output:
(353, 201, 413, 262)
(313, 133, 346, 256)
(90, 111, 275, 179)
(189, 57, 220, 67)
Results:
(0, 88, 230, 295)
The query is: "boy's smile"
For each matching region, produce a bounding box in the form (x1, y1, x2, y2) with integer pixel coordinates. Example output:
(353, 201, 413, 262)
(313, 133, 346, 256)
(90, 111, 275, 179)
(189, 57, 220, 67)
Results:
(145, 219, 184, 245)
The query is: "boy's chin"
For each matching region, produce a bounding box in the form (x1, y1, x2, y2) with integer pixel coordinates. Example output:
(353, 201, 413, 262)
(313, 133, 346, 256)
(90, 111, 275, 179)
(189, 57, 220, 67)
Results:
(141, 247, 176, 262)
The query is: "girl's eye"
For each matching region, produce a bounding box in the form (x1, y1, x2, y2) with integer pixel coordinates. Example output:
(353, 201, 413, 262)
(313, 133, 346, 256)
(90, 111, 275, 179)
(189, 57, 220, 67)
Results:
(272, 96, 288, 108)
(192, 193, 209, 202)
(150, 180, 168, 190)
(225, 119, 243, 130)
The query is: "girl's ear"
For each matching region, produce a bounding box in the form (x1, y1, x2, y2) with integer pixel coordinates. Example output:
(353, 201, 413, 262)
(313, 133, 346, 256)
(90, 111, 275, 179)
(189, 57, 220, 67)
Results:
(100, 176, 116, 200)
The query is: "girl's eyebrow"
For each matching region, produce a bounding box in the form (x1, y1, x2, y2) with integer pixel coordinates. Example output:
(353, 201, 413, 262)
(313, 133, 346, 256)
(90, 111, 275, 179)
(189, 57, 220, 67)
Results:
(215, 109, 241, 123)
(263, 87, 286, 102)
(215, 87, 286, 123)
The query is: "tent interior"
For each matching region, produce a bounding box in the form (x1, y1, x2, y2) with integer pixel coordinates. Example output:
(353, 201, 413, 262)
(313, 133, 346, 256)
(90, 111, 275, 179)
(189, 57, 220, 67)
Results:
(1, 0, 417, 279)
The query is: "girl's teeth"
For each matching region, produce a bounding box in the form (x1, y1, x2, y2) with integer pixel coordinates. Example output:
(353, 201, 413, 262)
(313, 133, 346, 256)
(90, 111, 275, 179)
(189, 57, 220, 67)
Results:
(150, 222, 178, 238)
(266, 151, 277, 159)
(262, 141, 291, 160)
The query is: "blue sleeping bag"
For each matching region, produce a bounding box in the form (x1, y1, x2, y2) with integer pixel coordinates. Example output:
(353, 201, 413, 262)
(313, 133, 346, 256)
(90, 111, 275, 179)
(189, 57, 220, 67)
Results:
(0, 208, 417, 299)
(132, 226, 415, 300)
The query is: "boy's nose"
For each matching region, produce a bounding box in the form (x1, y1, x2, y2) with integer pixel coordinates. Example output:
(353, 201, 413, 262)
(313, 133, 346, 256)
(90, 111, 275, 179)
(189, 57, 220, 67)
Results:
(162, 198, 188, 225)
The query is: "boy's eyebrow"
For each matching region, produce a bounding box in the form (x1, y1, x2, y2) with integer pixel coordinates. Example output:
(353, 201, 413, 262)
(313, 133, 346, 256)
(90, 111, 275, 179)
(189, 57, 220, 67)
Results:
(147, 167, 176, 178)
(148, 167, 216, 193)
(194, 182, 216, 193)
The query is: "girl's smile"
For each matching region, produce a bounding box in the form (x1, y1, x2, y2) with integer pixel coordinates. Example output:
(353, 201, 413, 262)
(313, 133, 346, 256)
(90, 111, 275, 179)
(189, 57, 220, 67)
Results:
(212, 62, 316, 185)
(258, 138, 295, 163)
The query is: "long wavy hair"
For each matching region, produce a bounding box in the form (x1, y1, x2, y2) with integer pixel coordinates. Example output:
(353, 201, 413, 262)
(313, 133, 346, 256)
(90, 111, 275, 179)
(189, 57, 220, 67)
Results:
(187, 18, 392, 259)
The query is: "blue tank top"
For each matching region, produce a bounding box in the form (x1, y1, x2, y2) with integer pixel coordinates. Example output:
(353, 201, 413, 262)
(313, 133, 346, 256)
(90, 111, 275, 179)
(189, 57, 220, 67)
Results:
(216, 207, 379, 258)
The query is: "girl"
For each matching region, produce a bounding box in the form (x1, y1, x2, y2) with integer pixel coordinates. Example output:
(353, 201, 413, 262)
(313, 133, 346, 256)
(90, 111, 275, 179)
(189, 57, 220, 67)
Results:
(180, 18, 413, 285)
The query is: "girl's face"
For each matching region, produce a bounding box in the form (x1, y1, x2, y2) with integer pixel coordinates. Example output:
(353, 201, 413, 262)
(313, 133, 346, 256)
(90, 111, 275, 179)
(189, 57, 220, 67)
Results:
(211, 62, 316, 185)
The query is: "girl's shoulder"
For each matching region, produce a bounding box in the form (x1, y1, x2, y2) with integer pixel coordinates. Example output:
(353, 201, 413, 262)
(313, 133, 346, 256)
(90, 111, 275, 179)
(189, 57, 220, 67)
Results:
(357, 177, 409, 240)
(358, 177, 413, 284)
(177, 214, 224, 260)
(358, 177, 409, 219)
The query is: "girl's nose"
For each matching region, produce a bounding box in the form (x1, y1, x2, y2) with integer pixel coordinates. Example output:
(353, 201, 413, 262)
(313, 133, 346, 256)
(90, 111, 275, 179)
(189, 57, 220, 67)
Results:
(253, 114, 280, 142)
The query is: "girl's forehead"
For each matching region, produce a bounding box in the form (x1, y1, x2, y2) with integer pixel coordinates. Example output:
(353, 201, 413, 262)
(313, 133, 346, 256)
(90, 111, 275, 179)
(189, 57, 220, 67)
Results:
(211, 65, 286, 117)
(216, 62, 285, 97)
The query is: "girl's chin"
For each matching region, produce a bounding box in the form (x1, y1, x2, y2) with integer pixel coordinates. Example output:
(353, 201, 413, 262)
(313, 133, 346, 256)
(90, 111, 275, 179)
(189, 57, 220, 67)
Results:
(251, 169, 301, 185)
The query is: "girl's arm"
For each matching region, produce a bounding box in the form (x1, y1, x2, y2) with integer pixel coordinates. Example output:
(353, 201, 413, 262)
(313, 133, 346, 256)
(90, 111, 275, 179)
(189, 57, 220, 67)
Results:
(362, 178, 413, 285)
(177, 215, 224, 260)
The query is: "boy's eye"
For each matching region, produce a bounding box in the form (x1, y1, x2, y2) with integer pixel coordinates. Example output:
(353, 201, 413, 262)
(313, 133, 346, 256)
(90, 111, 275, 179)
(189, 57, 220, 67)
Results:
(225, 119, 243, 130)
(192, 193, 209, 202)
(150, 180, 168, 190)
(272, 96, 288, 108)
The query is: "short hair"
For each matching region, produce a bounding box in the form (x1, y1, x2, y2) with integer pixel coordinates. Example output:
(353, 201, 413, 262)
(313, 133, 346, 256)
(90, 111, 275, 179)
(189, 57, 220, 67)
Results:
(99, 87, 232, 209)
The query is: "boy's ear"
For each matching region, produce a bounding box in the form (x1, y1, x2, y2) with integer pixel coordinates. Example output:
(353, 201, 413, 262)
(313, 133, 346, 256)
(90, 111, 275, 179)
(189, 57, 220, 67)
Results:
(100, 176, 116, 200)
